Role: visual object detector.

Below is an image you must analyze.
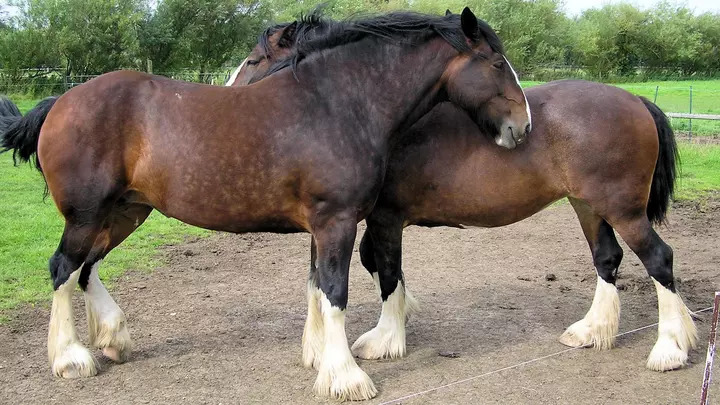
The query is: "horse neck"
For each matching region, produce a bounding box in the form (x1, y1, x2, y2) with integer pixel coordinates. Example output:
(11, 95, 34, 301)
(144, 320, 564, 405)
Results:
(299, 37, 457, 144)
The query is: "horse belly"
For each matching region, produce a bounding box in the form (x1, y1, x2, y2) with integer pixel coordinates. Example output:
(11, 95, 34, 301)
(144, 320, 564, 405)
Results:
(130, 158, 310, 233)
(159, 189, 307, 234)
(410, 188, 559, 228)
(398, 159, 563, 228)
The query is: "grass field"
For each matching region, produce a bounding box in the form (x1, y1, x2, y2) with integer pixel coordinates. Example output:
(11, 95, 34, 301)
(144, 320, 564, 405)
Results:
(675, 143, 720, 201)
(614, 80, 720, 136)
(521, 79, 720, 136)
(1, 80, 719, 315)
(0, 154, 209, 317)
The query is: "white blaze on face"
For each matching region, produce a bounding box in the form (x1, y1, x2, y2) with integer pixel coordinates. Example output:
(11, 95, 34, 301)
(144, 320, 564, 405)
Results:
(225, 57, 248, 87)
(504, 56, 531, 131)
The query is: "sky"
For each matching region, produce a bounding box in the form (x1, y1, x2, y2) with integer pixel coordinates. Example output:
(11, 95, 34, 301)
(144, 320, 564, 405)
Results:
(563, 0, 720, 16)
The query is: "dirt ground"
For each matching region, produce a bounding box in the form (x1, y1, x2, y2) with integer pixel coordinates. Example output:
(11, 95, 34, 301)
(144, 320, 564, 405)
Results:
(1, 200, 718, 404)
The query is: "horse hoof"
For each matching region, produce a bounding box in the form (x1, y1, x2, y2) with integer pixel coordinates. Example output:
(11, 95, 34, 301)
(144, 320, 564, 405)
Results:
(101, 347, 125, 363)
(314, 364, 377, 401)
(559, 318, 616, 350)
(88, 312, 133, 363)
(93, 323, 132, 363)
(558, 327, 593, 349)
(351, 326, 406, 360)
(646, 336, 688, 371)
(51, 343, 98, 378)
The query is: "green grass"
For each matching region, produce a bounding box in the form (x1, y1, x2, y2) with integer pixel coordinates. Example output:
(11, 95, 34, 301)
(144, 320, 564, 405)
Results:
(520, 79, 720, 136)
(0, 154, 209, 317)
(675, 143, 720, 201)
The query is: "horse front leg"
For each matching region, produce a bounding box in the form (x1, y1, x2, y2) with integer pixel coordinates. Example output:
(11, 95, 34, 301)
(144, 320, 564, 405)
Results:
(352, 211, 418, 360)
(310, 213, 377, 400)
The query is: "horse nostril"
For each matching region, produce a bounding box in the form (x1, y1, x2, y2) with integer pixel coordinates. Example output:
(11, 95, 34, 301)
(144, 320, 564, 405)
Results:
(524, 124, 531, 135)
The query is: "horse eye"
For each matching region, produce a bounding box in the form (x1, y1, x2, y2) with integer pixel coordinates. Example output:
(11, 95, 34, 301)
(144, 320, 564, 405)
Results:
(492, 61, 504, 70)
(247, 60, 260, 66)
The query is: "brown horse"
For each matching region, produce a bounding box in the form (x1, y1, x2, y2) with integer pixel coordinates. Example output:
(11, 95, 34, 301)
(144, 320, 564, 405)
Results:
(1, 9, 531, 400)
(235, 13, 697, 373)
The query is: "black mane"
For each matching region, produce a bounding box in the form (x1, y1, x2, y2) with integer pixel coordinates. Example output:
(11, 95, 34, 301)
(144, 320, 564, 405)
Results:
(258, 11, 504, 80)
(258, 23, 290, 58)
(257, 8, 337, 60)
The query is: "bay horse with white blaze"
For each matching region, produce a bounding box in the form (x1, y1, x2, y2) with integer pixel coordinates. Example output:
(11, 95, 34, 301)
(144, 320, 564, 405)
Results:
(0, 9, 530, 400)
(233, 12, 697, 372)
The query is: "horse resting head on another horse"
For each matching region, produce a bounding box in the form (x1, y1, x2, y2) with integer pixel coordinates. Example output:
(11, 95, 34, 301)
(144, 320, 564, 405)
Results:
(231, 9, 697, 375)
(1, 8, 530, 401)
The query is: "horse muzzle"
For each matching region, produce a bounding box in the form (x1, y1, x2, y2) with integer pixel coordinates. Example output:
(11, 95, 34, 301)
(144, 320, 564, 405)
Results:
(495, 121, 531, 150)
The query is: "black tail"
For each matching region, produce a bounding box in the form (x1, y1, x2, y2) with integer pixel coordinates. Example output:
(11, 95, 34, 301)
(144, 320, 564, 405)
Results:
(0, 97, 57, 173)
(0, 116, 19, 133)
(639, 96, 679, 225)
(0, 95, 22, 118)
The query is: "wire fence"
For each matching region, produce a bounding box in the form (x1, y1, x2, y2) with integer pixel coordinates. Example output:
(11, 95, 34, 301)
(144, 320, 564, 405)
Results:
(0, 68, 237, 95)
(379, 302, 718, 405)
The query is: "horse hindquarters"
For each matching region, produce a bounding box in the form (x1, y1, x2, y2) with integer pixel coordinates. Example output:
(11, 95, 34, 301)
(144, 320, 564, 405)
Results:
(566, 93, 693, 370)
(38, 95, 153, 377)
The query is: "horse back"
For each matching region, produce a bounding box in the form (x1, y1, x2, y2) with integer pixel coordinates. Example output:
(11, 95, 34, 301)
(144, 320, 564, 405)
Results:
(36, 71, 382, 233)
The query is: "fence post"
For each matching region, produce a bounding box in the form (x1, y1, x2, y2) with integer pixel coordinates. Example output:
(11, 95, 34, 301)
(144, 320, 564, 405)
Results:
(689, 86, 693, 141)
(700, 292, 720, 405)
(653, 85, 659, 103)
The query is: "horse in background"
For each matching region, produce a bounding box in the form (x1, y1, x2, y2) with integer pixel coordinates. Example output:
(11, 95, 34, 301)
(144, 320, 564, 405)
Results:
(1, 9, 530, 400)
(232, 11, 696, 374)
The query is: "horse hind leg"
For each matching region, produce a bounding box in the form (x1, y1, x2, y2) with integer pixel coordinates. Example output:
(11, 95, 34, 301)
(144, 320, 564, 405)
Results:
(609, 214, 697, 371)
(560, 198, 622, 350)
(81, 203, 152, 363)
(352, 213, 418, 360)
(48, 222, 107, 378)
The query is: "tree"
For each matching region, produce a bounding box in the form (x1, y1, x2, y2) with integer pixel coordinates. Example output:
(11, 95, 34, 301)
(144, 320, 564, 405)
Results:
(571, 4, 648, 79)
(140, 0, 269, 79)
(639, 3, 706, 76)
(694, 12, 720, 73)
(17, 0, 147, 77)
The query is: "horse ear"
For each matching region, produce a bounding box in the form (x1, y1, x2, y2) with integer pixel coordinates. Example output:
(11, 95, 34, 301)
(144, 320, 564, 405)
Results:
(460, 7, 479, 42)
(445, 9, 452, 16)
(278, 21, 298, 48)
